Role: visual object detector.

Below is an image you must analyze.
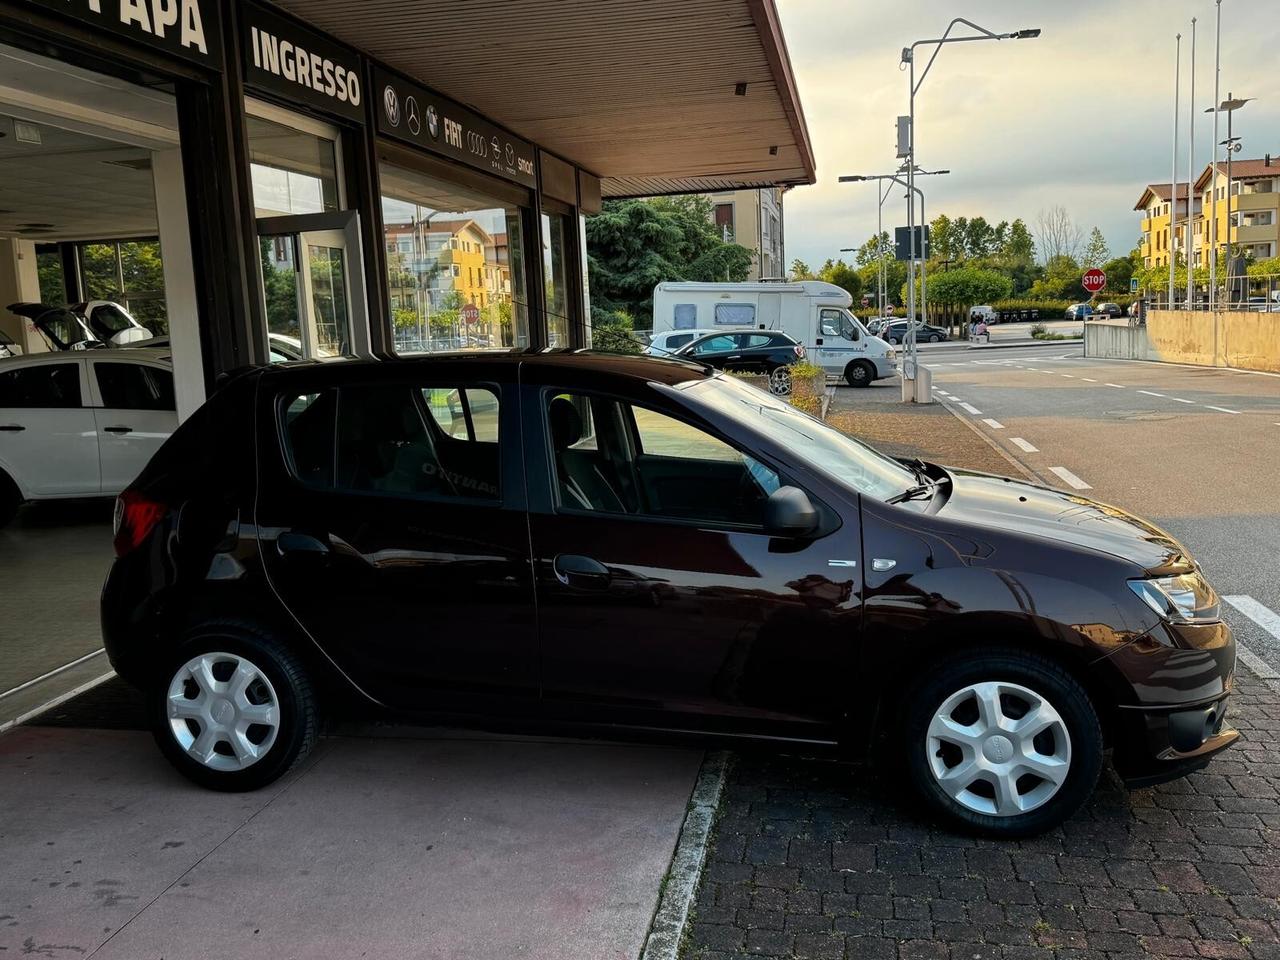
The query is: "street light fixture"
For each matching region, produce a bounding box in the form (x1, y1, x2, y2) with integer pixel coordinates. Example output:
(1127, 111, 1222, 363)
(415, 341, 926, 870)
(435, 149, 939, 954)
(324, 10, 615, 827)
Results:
(1205, 93, 1252, 307)
(839, 169, 950, 320)
(898, 19, 1040, 392)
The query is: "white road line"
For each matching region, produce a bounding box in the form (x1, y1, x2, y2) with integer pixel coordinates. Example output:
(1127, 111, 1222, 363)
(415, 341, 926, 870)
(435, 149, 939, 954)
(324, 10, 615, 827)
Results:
(1207, 405, 1240, 414)
(1137, 390, 1166, 398)
(1173, 398, 1195, 404)
(0, 648, 106, 702)
(0, 670, 116, 736)
(982, 418, 1004, 429)
(1106, 383, 1126, 389)
(1224, 596, 1280, 647)
(1061, 373, 1075, 378)
(1010, 437, 1038, 453)
(1048, 466, 1091, 490)
(959, 402, 983, 415)
(1081, 378, 1098, 382)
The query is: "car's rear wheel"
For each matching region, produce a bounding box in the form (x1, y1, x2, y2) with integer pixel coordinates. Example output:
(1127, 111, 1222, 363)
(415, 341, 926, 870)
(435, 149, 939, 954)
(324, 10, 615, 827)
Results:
(928, 334, 940, 343)
(768, 366, 792, 395)
(151, 625, 319, 791)
(844, 360, 874, 388)
(0, 469, 21, 529)
(901, 649, 1102, 837)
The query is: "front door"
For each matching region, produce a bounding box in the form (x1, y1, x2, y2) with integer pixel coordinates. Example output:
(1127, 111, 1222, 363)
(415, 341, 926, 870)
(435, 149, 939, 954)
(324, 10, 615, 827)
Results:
(814, 306, 864, 376)
(255, 370, 537, 714)
(88, 358, 178, 494)
(524, 381, 862, 740)
(0, 360, 99, 497)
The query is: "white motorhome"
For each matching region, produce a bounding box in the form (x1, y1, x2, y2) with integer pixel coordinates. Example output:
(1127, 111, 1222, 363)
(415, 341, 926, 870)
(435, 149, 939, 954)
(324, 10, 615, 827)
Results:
(651, 280, 896, 387)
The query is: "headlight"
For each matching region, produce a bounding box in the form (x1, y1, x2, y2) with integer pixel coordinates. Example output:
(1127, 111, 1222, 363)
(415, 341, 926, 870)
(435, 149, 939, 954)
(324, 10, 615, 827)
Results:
(1128, 571, 1220, 623)
(886, 347, 897, 360)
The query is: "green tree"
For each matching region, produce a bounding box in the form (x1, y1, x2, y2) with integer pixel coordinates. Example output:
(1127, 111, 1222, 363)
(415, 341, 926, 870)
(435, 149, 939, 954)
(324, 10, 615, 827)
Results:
(790, 258, 815, 280)
(854, 232, 891, 267)
(1082, 227, 1111, 268)
(1029, 254, 1086, 300)
(585, 197, 753, 328)
(905, 266, 1012, 326)
(1101, 250, 1140, 295)
(928, 214, 957, 263)
(817, 258, 861, 301)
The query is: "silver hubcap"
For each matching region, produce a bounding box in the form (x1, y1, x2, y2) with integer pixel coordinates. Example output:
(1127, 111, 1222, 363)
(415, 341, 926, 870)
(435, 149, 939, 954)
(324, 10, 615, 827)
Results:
(769, 367, 792, 395)
(927, 680, 1071, 818)
(166, 652, 281, 772)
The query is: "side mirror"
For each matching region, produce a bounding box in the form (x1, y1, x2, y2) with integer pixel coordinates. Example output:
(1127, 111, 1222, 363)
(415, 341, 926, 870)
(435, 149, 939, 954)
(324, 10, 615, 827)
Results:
(765, 485, 818, 538)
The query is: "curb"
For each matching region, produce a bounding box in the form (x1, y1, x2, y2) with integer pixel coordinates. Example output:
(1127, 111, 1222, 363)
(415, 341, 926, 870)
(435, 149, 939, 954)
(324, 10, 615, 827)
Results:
(639, 750, 730, 960)
(933, 397, 1043, 485)
(963, 339, 1081, 351)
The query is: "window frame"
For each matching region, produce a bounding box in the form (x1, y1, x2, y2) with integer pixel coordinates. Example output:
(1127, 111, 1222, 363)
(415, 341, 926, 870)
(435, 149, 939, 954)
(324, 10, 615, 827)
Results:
(0, 361, 85, 410)
(90, 359, 176, 412)
(276, 378, 507, 507)
(540, 386, 789, 533)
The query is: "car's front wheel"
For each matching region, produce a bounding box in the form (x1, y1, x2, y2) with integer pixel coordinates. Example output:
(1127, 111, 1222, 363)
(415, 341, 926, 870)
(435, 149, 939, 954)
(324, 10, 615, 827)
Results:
(844, 360, 874, 388)
(151, 625, 319, 791)
(901, 649, 1102, 837)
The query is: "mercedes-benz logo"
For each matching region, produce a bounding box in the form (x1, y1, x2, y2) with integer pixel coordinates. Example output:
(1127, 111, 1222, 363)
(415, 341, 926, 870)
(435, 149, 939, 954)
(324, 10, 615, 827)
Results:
(426, 104, 439, 139)
(383, 85, 400, 127)
(406, 96, 421, 136)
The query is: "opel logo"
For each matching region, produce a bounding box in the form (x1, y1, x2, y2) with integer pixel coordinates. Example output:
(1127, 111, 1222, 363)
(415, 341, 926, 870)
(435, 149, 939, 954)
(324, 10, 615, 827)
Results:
(383, 85, 400, 127)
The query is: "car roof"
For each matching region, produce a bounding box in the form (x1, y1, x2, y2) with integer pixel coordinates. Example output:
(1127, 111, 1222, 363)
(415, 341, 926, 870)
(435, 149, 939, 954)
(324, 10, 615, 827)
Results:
(0, 349, 172, 367)
(257, 349, 714, 388)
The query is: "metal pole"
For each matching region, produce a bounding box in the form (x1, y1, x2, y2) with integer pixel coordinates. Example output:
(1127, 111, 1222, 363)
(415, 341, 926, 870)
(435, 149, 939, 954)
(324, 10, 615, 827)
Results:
(878, 180, 888, 314)
(1226, 99, 1234, 308)
(920, 189, 928, 328)
(1209, 0, 1221, 310)
(1170, 33, 1180, 309)
(906, 57, 917, 382)
(1187, 18, 1197, 307)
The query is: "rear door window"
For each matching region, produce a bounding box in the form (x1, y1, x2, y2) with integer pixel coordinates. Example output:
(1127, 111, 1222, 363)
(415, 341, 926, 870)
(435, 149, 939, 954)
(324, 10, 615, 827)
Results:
(94, 362, 175, 410)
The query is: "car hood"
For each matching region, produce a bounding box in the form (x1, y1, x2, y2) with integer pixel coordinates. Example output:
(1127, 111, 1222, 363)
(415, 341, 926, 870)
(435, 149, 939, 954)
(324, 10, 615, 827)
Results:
(936, 468, 1193, 574)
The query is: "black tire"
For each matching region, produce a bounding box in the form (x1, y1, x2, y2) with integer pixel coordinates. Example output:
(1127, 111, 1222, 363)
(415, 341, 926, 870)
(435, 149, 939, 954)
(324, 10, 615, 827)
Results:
(844, 360, 874, 388)
(150, 622, 319, 791)
(0, 469, 21, 529)
(928, 334, 940, 343)
(900, 648, 1103, 838)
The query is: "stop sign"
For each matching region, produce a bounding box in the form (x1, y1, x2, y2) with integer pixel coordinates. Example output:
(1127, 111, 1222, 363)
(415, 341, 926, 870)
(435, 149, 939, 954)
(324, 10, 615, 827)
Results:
(1082, 268, 1106, 295)
(461, 303, 480, 324)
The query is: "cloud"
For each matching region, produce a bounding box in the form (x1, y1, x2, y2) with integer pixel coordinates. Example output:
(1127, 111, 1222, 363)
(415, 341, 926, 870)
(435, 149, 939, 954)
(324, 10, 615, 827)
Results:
(778, 0, 1280, 270)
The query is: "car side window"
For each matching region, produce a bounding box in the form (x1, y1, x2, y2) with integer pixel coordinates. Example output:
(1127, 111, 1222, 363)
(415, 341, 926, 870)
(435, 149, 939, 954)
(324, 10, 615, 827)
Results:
(95, 362, 175, 411)
(546, 391, 781, 527)
(0, 364, 82, 408)
(666, 333, 694, 350)
(820, 309, 842, 338)
(744, 334, 773, 348)
(692, 335, 736, 355)
(281, 383, 501, 501)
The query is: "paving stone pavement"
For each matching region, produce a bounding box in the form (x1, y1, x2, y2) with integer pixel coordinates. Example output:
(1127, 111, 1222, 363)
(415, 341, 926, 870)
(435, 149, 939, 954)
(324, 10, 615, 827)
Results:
(681, 675, 1280, 960)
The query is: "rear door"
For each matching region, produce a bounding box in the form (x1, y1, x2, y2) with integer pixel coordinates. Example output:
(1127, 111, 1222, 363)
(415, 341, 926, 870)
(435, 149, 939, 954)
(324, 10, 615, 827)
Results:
(524, 373, 862, 740)
(0, 359, 99, 497)
(255, 367, 538, 713)
(88, 358, 178, 493)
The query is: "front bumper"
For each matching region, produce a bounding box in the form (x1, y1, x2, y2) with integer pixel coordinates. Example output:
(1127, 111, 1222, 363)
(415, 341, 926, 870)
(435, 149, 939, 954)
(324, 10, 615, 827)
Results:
(1112, 695, 1239, 787)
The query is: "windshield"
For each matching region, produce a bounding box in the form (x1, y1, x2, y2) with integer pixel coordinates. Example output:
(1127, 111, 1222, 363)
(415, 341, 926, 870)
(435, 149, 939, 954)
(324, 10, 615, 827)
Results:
(686, 375, 918, 500)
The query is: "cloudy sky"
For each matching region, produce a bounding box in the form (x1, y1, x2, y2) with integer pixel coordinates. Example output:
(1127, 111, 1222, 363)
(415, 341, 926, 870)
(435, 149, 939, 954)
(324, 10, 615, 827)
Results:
(776, 0, 1280, 271)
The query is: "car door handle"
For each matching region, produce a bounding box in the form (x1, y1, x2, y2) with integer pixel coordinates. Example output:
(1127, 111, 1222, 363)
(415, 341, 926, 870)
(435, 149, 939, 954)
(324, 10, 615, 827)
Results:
(553, 554, 610, 587)
(277, 531, 331, 557)
(103, 425, 133, 435)
(725, 355, 741, 360)
(0, 424, 24, 432)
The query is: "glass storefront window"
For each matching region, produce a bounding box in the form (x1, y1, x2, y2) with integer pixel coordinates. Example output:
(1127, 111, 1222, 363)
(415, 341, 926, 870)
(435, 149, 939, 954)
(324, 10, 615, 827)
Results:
(541, 211, 571, 348)
(77, 240, 168, 335)
(247, 114, 340, 216)
(379, 161, 529, 354)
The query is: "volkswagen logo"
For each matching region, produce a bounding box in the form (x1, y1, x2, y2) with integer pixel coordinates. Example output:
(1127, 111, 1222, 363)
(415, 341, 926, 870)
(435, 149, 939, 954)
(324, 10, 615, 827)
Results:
(406, 96, 421, 136)
(426, 104, 439, 139)
(383, 85, 400, 127)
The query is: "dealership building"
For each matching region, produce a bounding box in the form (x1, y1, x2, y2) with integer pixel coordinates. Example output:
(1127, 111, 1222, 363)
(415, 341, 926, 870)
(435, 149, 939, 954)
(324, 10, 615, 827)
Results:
(0, 0, 816, 418)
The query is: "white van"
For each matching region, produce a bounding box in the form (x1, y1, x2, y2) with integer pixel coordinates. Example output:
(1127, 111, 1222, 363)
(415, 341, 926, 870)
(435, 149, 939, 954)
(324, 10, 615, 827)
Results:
(651, 280, 896, 387)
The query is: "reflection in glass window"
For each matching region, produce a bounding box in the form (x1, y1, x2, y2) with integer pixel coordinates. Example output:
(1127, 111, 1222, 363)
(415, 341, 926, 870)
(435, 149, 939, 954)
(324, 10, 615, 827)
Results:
(380, 162, 529, 355)
(541, 211, 571, 347)
(247, 114, 340, 216)
(76, 240, 168, 335)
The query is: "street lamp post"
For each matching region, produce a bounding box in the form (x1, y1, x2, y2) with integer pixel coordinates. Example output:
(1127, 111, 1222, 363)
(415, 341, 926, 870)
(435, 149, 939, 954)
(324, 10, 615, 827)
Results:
(1209, 0, 1222, 310)
(839, 168, 950, 324)
(900, 19, 1039, 389)
(1170, 32, 1180, 309)
(1206, 94, 1252, 307)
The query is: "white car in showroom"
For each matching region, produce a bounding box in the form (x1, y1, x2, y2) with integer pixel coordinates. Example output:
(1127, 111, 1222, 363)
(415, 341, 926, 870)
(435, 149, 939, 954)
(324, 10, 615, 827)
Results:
(0, 350, 175, 527)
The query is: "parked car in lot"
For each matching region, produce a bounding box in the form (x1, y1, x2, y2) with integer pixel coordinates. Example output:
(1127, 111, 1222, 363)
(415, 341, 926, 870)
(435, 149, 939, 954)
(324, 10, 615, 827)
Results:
(1065, 303, 1094, 321)
(880, 320, 949, 344)
(1095, 302, 1123, 319)
(968, 305, 998, 325)
(0, 350, 175, 527)
(0, 329, 17, 359)
(646, 328, 718, 357)
(674, 331, 805, 394)
(102, 352, 1237, 836)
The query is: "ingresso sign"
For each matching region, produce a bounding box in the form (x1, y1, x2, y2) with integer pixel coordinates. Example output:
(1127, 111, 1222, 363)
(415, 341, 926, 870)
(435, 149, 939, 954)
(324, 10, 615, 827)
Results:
(18, 0, 222, 67)
(373, 66, 536, 189)
(241, 2, 363, 123)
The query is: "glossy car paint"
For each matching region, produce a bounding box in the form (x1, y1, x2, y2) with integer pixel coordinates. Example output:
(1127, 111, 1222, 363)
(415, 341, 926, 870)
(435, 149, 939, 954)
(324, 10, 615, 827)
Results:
(674, 332, 804, 378)
(102, 353, 1236, 784)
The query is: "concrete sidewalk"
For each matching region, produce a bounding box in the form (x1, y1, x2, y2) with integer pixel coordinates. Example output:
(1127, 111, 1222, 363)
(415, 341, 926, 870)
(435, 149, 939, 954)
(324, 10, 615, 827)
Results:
(1, 725, 701, 960)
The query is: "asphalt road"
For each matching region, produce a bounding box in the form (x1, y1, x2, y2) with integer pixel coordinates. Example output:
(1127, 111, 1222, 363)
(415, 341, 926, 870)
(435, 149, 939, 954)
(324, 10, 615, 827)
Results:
(922, 343, 1280, 673)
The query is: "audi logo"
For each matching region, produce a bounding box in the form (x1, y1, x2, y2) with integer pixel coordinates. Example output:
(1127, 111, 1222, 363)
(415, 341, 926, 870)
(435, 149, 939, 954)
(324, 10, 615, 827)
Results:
(466, 131, 488, 158)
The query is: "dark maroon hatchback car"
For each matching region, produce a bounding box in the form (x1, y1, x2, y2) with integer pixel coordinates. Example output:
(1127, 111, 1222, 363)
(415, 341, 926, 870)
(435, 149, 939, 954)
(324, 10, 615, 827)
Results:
(102, 352, 1237, 836)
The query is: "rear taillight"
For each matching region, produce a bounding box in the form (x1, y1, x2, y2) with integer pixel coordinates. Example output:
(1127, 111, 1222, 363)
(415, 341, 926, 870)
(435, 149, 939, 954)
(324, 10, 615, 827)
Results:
(113, 490, 166, 557)
(794, 345, 806, 358)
